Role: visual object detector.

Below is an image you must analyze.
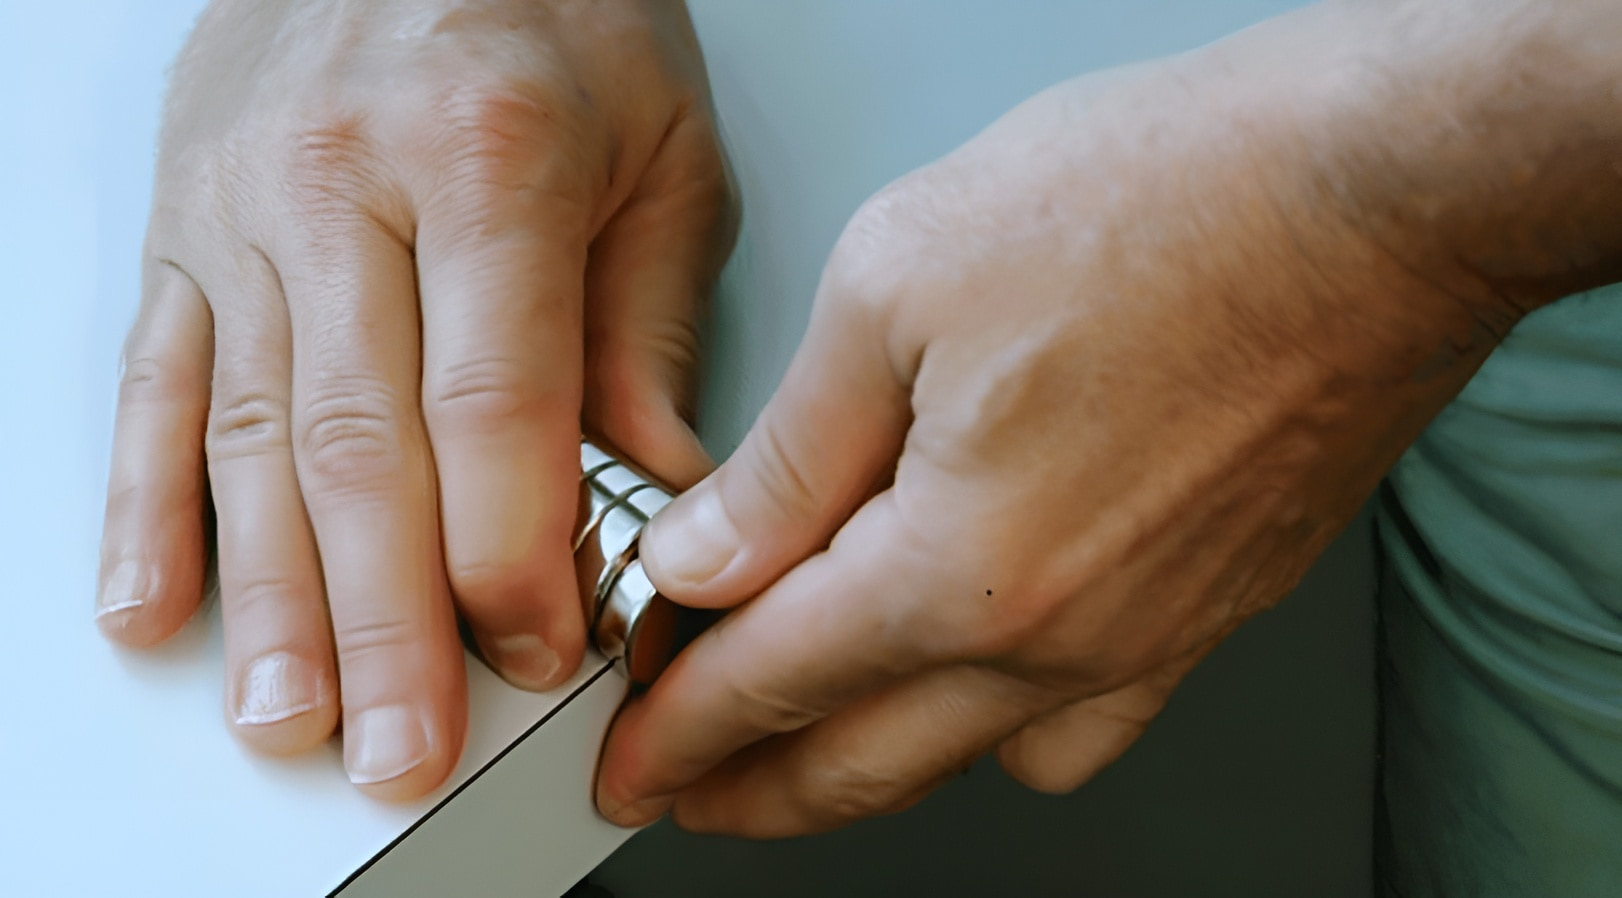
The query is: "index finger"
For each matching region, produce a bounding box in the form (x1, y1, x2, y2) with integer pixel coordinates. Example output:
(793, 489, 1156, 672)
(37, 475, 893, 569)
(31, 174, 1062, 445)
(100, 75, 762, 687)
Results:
(595, 489, 971, 825)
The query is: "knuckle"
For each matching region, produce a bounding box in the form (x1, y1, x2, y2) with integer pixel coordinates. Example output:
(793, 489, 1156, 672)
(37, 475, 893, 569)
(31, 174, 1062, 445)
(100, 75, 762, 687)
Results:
(445, 556, 531, 614)
(224, 573, 311, 617)
(432, 87, 551, 159)
(789, 757, 911, 826)
(711, 655, 820, 736)
(825, 178, 935, 312)
(207, 392, 291, 461)
(659, 116, 738, 236)
(117, 354, 203, 408)
(596, 776, 642, 817)
(744, 416, 822, 526)
(277, 121, 409, 242)
(295, 380, 407, 490)
(332, 615, 418, 663)
(685, 151, 738, 235)
(182, 142, 259, 232)
(629, 316, 704, 386)
(424, 356, 547, 434)
(421, 85, 597, 207)
(283, 120, 374, 203)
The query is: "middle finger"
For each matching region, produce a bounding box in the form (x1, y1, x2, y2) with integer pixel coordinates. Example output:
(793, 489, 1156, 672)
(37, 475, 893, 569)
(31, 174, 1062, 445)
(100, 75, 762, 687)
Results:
(276, 163, 466, 799)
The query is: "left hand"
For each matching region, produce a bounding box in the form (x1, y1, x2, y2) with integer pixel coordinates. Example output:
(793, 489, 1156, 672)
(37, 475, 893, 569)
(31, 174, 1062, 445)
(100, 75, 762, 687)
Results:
(96, 0, 735, 797)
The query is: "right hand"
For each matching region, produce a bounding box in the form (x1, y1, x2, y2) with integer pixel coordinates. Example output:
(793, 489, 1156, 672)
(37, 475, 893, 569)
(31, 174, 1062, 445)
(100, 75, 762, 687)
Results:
(596, 0, 1622, 833)
(96, 0, 735, 799)
(597, 55, 1500, 833)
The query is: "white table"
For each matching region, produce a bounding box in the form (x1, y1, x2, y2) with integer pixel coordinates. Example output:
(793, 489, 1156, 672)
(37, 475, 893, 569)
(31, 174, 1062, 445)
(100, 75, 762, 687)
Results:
(2, 2, 1372, 896)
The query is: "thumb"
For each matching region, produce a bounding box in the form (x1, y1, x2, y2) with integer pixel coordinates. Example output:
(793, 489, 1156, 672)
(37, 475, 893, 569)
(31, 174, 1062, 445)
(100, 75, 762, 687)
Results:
(640, 285, 910, 610)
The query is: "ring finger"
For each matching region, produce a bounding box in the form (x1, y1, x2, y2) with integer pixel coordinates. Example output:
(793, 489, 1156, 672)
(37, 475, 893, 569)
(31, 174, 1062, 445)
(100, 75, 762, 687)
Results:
(202, 245, 340, 756)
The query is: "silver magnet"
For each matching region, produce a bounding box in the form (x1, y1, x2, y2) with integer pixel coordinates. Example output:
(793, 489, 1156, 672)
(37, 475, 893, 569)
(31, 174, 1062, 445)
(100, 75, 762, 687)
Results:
(576, 438, 714, 685)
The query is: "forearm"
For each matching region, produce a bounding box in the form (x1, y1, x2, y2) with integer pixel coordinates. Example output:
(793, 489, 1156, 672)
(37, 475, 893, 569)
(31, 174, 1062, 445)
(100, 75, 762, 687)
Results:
(1224, 0, 1622, 323)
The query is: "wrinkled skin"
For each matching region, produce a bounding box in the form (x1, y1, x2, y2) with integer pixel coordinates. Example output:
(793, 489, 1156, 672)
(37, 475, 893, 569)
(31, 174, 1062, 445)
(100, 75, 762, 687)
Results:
(596, 1, 1622, 836)
(98, 0, 735, 798)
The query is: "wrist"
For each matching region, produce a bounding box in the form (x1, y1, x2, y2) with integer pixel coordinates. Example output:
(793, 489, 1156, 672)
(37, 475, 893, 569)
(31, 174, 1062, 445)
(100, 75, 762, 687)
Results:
(1196, 0, 1622, 330)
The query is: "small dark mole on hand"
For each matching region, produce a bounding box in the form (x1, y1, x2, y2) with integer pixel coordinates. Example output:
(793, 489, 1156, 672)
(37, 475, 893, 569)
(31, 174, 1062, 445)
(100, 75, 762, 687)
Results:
(985, 589, 993, 596)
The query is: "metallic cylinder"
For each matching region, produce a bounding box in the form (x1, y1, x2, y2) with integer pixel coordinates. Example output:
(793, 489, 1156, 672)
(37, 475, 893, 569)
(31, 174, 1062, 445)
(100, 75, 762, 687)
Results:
(575, 439, 714, 685)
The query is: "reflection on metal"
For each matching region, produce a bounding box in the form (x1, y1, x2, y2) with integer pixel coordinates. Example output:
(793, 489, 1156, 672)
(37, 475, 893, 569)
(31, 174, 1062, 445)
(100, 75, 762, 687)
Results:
(576, 439, 717, 686)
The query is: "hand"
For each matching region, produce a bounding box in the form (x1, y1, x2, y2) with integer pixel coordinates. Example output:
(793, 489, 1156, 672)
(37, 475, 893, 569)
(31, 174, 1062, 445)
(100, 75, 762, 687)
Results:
(97, 0, 735, 798)
(591, 4, 1567, 836)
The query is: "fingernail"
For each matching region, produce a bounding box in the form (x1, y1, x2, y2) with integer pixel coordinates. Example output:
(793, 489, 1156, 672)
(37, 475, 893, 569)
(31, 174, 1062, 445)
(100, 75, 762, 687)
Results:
(489, 634, 561, 691)
(599, 792, 674, 828)
(234, 652, 322, 726)
(645, 488, 739, 590)
(94, 559, 146, 620)
(346, 705, 431, 785)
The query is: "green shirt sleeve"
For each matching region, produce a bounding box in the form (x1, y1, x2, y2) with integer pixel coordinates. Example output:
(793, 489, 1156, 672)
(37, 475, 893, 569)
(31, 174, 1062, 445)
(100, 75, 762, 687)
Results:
(1376, 283, 1622, 896)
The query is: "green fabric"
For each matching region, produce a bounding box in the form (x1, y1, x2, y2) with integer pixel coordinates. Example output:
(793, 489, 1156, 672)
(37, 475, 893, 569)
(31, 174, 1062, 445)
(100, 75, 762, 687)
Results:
(1375, 283, 1622, 896)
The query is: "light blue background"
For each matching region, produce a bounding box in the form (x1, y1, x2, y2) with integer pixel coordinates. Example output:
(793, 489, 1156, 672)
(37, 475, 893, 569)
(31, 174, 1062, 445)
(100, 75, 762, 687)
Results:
(1, 2, 1374, 895)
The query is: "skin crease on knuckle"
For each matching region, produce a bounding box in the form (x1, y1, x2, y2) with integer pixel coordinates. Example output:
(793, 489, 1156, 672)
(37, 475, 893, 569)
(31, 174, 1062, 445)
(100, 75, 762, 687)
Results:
(330, 615, 421, 666)
(711, 634, 827, 737)
(587, 323, 703, 422)
(746, 414, 829, 530)
(295, 378, 411, 498)
(417, 84, 604, 200)
(821, 179, 951, 367)
(116, 346, 203, 411)
(785, 757, 924, 833)
(206, 392, 292, 464)
(224, 574, 316, 624)
(672, 739, 936, 837)
(425, 354, 555, 437)
(277, 126, 414, 257)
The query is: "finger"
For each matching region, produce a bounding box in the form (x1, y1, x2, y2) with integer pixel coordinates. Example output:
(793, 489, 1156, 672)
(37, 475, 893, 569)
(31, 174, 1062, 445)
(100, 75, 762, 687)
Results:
(97, 258, 212, 647)
(278, 183, 465, 799)
(582, 112, 737, 491)
(996, 637, 1217, 794)
(598, 489, 986, 824)
(667, 664, 1060, 837)
(417, 183, 593, 694)
(202, 246, 339, 755)
(636, 258, 910, 607)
